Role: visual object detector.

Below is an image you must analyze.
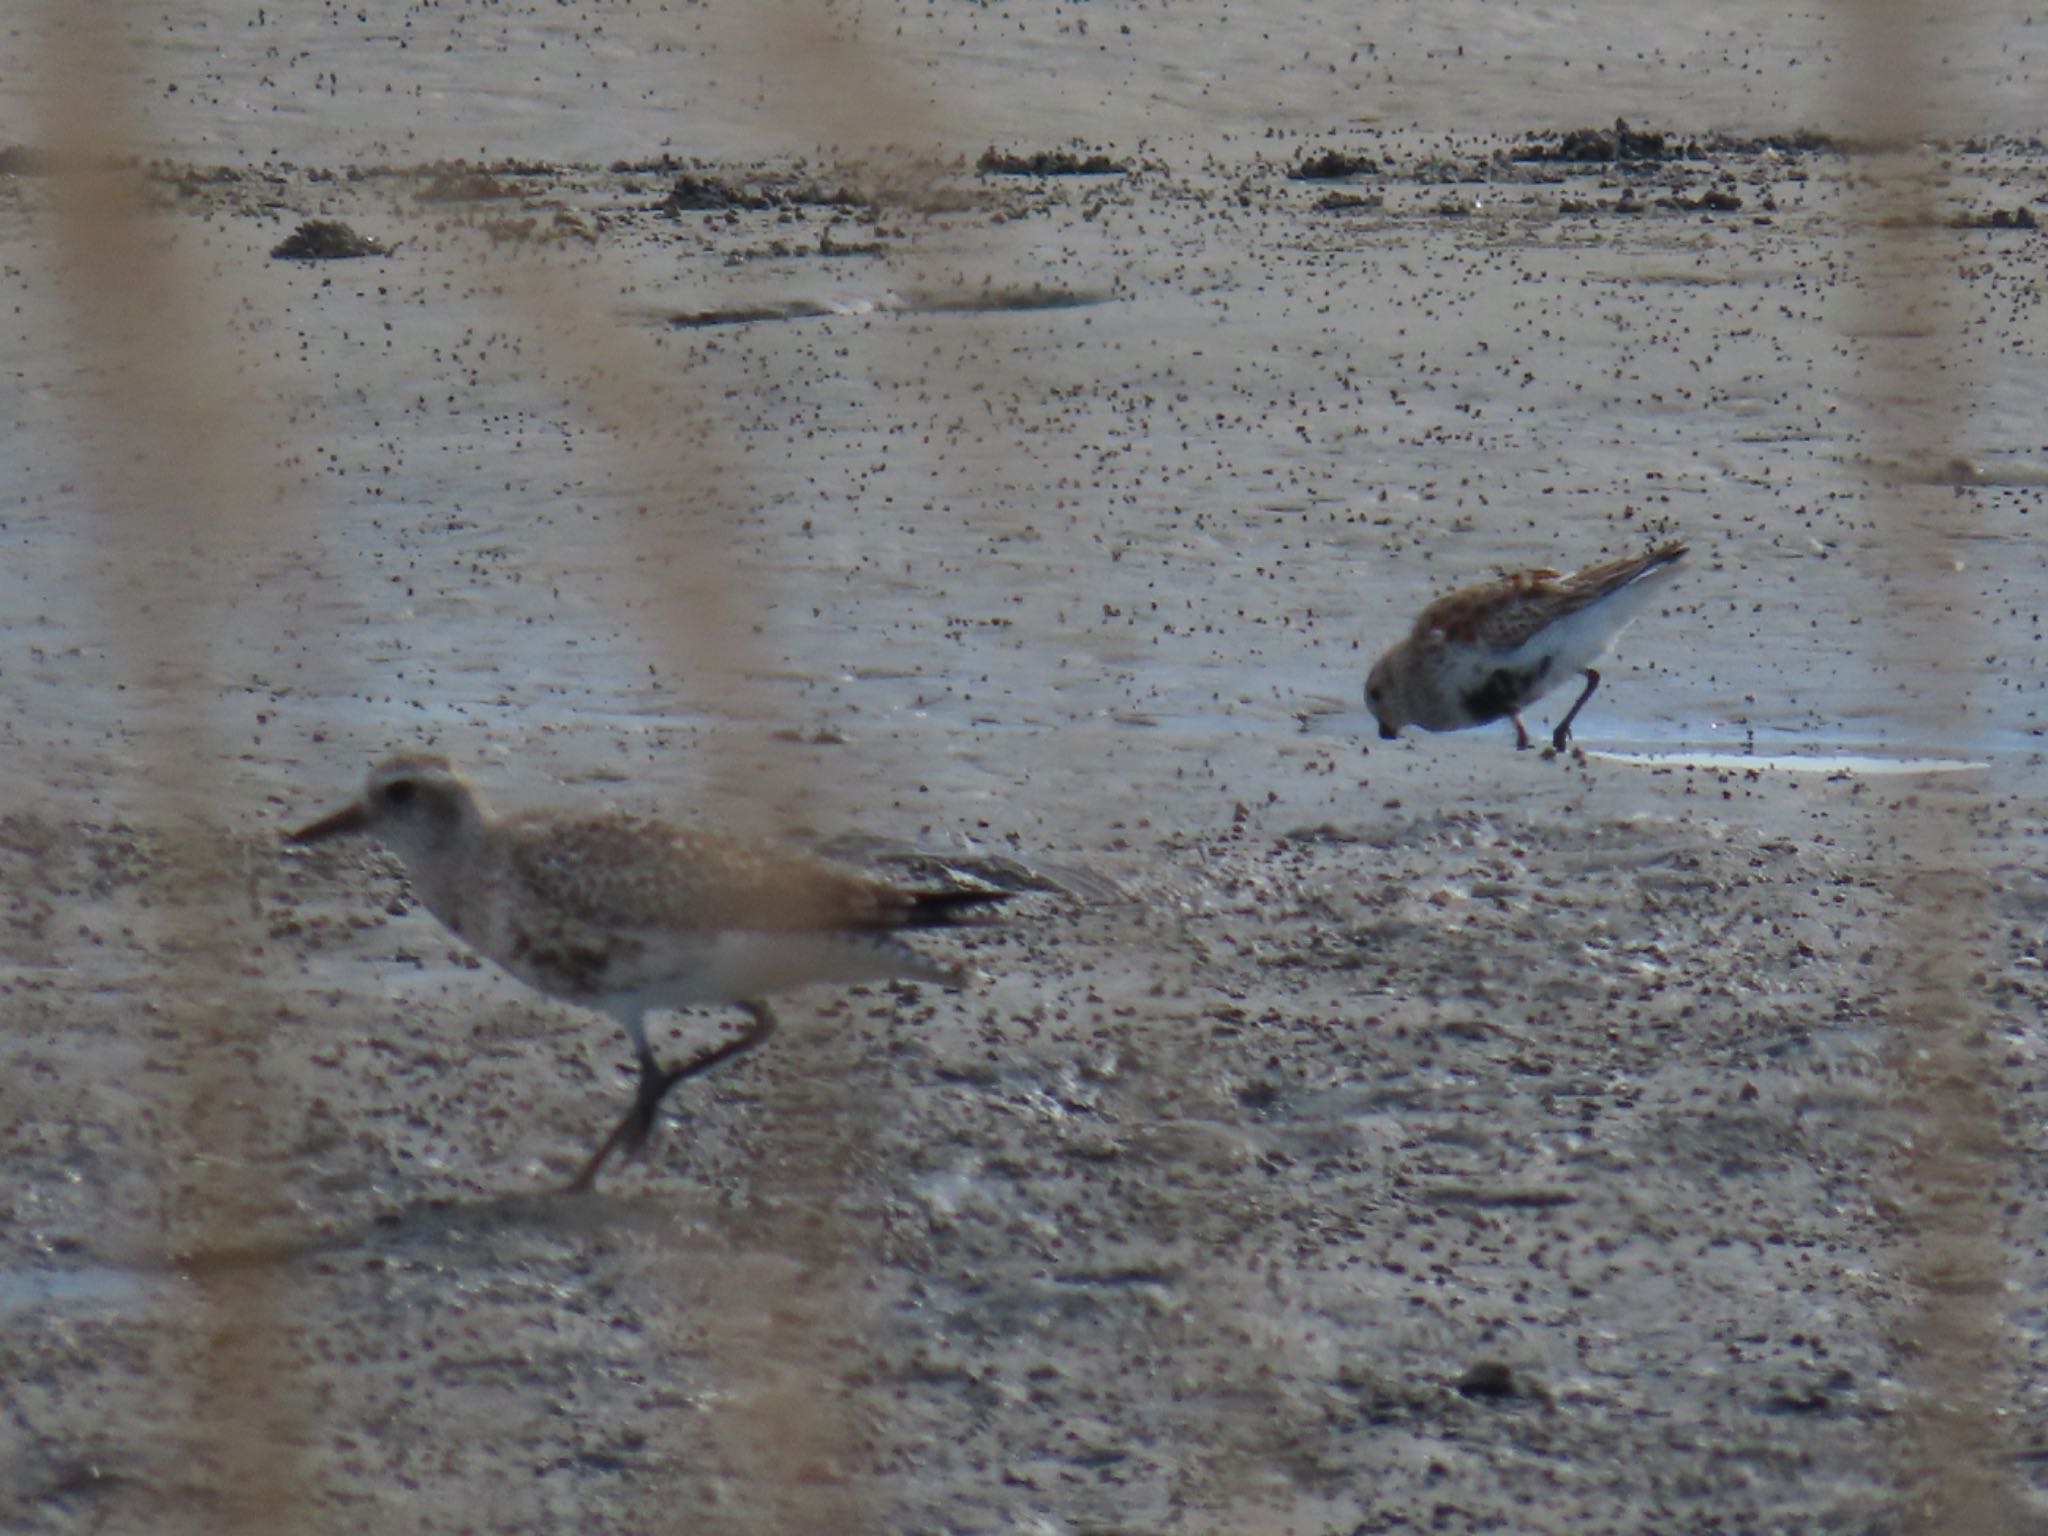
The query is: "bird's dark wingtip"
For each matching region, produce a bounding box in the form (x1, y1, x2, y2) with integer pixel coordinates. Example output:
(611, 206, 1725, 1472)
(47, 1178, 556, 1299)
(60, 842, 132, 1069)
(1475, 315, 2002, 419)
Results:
(905, 886, 1015, 927)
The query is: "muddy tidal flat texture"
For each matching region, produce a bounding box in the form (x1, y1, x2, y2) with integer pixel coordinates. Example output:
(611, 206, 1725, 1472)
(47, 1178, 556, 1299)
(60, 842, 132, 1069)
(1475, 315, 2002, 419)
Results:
(5, 4, 2048, 1533)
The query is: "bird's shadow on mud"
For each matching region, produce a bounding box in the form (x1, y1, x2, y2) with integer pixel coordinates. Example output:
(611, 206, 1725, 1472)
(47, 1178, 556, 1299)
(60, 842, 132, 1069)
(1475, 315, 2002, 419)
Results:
(159, 1181, 702, 1280)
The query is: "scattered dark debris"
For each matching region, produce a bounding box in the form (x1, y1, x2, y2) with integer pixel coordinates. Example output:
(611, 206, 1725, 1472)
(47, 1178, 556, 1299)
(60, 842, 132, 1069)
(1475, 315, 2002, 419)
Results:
(348, 157, 551, 185)
(770, 727, 851, 746)
(876, 178, 985, 216)
(727, 240, 796, 263)
(1700, 128, 1843, 157)
(787, 178, 875, 210)
(977, 146, 1128, 177)
(1236, 1079, 1283, 1111)
(913, 284, 1107, 314)
(478, 217, 540, 245)
(1516, 121, 1840, 166)
(1558, 190, 1742, 216)
(1289, 148, 1378, 180)
(168, 165, 245, 197)
(1330, 1365, 1445, 1427)
(1425, 1183, 1577, 1209)
(1952, 205, 2039, 230)
(30, 1453, 132, 1504)
(662, 172, 777, 212)
(1455, 1361, 1517, 1399)
(1281, 823, 1364, 846)
(1762, 1369, 1856, 1414)
(660, 170, 868, 215)
(0, 144, 52, 176)
(610, 154, 686, 175)
(1454, 1360, 1553, 1405)
(1670, 189, 1744, 213)
(475, 211, 598, 246)
(668, 301, 825, 329)
(270, 220, 390, 260)
(1408, 155, 1484, 185)
(666, 283, 1103, 329)
(1515, 119, 1674, 164)
(818, 223, 885, 258)
(1311, 191, 1383, 213)
(1050, 1265, 1182, 1288)
(726, 233, 883, 263)
(415, 167, 523, 202)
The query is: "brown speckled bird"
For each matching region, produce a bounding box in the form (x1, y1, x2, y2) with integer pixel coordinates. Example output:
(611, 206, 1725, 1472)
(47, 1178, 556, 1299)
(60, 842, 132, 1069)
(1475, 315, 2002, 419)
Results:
(1365, 540, 1687, 752)
(290, 753, 1005, 1190)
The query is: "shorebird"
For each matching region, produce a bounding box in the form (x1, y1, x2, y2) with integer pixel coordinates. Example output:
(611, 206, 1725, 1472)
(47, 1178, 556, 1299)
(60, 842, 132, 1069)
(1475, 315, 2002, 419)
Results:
(289, 753, 1006, 1190)
(1365, 540, 1688, 752)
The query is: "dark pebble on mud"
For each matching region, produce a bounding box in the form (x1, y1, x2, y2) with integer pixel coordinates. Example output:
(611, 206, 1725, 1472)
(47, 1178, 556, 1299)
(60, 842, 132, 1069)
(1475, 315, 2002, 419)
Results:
(1954, 205, 2039, 230)
(1289, 148, 1379, 180)
(271, 220, 390, 260)
(977, 146, 1128, 177)
(1454, 1361, 1551, 1404)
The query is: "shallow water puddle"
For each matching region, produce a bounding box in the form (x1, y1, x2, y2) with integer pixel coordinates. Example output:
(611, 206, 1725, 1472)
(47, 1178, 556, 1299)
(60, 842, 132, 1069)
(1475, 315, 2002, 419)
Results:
(0, 1265, 163, 1316)
(1593, 749, 1991, 776)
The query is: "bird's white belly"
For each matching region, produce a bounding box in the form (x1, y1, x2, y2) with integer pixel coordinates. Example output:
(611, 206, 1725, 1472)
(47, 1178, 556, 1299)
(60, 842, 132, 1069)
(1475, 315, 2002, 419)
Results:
(1495, 597, 1643, 683)
(499, 927, 946, 1014)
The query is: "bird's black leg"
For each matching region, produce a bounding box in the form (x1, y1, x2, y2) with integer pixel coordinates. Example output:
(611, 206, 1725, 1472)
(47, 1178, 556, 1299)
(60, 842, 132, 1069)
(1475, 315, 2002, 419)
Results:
(566, 1002, 779, 1193)
(1511, 714, 1533, 751)
(620, 1051, 669, 1158)
(1551, 668, 1601, 753)
(566, 1049, 659, 1194)
(650, 999, 778, 1106)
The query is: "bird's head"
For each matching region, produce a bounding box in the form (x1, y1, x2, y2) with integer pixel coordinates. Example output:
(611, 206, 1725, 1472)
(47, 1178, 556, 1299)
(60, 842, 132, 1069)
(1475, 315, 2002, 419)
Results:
(1364, 651, 1405, 740)
(289, 752, 489, 864)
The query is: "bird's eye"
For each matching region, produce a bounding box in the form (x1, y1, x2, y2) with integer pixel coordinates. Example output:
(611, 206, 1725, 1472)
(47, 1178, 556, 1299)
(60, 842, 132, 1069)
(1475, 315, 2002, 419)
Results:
(1367, 686, 1382, 704)
(383, 779, 417, 808)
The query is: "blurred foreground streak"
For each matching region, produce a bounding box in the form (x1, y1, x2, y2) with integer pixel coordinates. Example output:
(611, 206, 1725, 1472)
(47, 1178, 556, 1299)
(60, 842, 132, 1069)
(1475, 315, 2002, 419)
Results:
(31, 0, 984, 1530)
(491, 13, 967, 1532)
(39, 4, 312, 1530)
(1841, 1, 2020, 1529)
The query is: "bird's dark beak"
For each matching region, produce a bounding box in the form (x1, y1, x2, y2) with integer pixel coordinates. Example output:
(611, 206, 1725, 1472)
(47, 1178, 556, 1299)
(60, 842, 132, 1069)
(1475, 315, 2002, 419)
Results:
(1377, 723, 1400, 742)
(289, 800, 371, 844)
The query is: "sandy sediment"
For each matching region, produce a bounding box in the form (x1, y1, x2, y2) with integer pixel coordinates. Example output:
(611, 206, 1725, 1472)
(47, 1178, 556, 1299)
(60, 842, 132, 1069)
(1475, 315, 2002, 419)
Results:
(4, 107, 2046, 1536)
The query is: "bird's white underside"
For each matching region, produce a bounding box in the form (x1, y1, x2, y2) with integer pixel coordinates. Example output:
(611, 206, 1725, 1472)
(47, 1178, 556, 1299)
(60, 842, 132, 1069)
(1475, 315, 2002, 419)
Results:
(528, 928, 954, 1018)
(1438, 570, 1670, 699)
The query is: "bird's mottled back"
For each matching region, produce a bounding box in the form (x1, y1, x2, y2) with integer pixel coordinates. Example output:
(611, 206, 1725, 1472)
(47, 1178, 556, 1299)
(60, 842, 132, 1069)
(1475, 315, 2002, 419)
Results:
(499, 812, 956, 937)
(1409, 541, 1686, 655)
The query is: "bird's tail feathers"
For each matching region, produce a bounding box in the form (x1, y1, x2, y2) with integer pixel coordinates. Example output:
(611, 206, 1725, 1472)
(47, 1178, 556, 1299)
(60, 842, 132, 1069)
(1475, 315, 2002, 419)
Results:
(1635, 540, 1689, 578)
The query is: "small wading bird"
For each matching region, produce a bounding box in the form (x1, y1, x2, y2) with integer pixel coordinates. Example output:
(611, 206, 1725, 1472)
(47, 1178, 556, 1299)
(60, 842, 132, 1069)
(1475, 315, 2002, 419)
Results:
(1364, 540, 1688, 752)
(289, 753, 1006, 1191)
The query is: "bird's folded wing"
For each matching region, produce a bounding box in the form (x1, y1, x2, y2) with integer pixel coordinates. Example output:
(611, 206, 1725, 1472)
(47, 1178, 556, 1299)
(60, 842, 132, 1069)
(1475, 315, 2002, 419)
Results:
(1413, 570, 1562, 652)
(503, 813, 910, 935)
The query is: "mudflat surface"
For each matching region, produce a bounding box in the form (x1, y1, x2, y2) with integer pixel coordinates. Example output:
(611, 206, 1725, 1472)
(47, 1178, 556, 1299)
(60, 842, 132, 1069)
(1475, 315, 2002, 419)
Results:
(5, 6, 2048, 1533)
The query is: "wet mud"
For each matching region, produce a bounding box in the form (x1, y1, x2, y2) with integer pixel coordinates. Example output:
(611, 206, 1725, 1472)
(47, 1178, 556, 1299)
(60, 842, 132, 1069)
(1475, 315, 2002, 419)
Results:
(5, 97, 2047, 1536)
